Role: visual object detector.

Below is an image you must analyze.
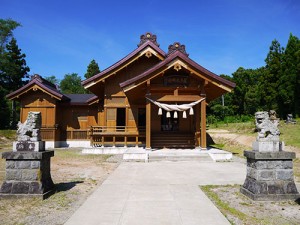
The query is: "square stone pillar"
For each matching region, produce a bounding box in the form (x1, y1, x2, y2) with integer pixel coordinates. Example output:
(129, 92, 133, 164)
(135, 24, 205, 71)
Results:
(240, 151, 300, 201)
(0, 151, 55, 199)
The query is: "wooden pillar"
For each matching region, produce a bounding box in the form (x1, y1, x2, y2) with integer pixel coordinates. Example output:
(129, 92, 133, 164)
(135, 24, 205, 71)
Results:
(200, 98, 207, 149)
(146, 98, 151, 149)
(195, 104, 200, 147)
(200, 80, 208, 150)
(146, 80, 151, 150)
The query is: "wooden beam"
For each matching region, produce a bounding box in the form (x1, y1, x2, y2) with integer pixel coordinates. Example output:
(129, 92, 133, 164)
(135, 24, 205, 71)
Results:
(146, 80, 151, 149)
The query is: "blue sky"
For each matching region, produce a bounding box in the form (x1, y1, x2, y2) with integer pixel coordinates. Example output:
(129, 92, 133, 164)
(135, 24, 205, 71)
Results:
(2, 0, 300, 81)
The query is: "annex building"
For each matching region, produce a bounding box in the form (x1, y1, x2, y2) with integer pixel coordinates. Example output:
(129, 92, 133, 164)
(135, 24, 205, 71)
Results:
(7, 33, 235, 150)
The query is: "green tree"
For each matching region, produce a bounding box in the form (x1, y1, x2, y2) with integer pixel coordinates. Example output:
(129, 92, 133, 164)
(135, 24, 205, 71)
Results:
(44, 75, 60, 86)
(84, 59, 100, 79)
(0, 86, 10, 128)
(260, 39, 283, 112)
(231, 67, 261, 115)
(60, 73, 85, 94)
(0, 36, 29, 128)
(0, 18, 20, 53)
(0, 38, 30, 92)
(278, 34, 300, 117)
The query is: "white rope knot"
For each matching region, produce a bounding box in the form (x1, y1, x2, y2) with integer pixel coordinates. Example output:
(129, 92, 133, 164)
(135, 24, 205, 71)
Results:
(146, 97, 205, 118)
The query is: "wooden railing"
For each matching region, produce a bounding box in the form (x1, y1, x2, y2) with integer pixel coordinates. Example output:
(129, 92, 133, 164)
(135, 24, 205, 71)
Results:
(90, 126, 146, 147)
(40, 126, 58, 140)
(66, 129, 89, 140)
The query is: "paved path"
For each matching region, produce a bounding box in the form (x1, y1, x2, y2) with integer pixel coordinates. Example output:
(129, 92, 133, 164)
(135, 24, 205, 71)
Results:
(65, 161, 246, 225)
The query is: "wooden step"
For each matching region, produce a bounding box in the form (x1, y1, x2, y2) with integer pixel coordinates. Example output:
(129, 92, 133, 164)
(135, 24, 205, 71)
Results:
(151, 133, 195, 149)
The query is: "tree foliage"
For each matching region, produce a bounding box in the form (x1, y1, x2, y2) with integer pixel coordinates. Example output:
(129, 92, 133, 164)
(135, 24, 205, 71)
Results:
(0, 38, 30, 92)
(0, 19, 29, 128)
(44, 75, 60, 86)
(209, 33, 300, 121)
(60, 73, 85, 94)
(0, 18, 20, 52)
(84, 59, 100, 79)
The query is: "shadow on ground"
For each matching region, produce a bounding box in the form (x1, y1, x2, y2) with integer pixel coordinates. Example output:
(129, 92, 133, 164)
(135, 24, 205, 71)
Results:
(55, 181, 84, 192)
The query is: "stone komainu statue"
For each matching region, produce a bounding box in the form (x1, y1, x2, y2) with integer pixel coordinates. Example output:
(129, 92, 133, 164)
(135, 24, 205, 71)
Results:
(17, 112, 42, 141)
(255, 111, 280, 140)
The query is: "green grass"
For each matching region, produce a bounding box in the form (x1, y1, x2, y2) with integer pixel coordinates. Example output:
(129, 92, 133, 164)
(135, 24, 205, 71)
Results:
(0, 130, 16, 139)
(201, 185, 300, 225)
(279, 119, 300, 148)
(200, 185, 256, 224)
(209, 121, 255, 134)
(210, 118, 300, 149)
(210, 137, 249, 158)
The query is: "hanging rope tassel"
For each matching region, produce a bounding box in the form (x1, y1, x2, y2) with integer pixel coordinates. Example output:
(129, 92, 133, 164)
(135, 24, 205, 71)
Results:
(174, 111, 178, 118)
(158, 107, 162, 115)
(189, 107, 194, 115)
(166, 111, 171, 118)
(183, 111, 187, 118)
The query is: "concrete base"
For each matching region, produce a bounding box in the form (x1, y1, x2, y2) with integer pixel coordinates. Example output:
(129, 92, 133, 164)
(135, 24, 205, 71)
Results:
(252, 140, 284, 152)
(82, 147, 233, 162)
(241, 150, 300, 201)
(0, 151, 56, 199)
(208, 149, 233, 161)
(123, 149, 149, 162)
(82, 147, 129, 154)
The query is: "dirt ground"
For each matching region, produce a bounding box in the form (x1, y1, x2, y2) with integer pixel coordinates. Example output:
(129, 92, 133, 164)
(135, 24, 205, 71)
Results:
(205, 185, 300, 225)
(0, 147, 120, 225)
(207, 129, 300, 225)
(1, 131, 300, 225)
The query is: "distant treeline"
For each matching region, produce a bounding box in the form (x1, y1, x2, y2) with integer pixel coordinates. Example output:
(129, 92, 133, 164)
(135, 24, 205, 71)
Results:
(208, 33, 300, 122)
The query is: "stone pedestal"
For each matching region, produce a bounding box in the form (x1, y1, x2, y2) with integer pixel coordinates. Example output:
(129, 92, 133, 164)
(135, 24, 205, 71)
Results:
(240, 151, 300, 201)
(0, 151, 56, 199)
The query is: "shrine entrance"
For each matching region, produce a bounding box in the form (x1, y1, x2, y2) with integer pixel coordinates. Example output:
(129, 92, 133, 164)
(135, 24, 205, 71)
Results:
(161, 111, 179, 132)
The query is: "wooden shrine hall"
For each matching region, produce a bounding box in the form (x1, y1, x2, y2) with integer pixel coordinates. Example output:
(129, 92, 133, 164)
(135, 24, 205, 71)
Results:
(7, 33, 235, 149)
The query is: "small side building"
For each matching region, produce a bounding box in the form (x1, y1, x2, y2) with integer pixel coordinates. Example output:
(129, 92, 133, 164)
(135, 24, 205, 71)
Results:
(7, 33, 235, 149)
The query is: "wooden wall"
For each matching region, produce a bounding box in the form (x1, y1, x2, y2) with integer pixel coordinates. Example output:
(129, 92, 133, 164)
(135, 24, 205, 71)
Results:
(20, 90, 57, 126)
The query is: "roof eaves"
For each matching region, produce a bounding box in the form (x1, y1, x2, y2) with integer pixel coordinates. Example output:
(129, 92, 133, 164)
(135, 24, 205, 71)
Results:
(120, 51, 236, 90)
(82, 41, 166, 87)
(6, 79, 68, 101)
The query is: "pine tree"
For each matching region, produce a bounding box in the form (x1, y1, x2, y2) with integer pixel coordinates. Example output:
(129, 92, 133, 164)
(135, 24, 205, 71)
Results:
(261, 39, 283, 112)
(84, 59, 100, 79)
(1, 38, 30, 92)
(278, 34, 300, 117)
(0, 19, 20, 53)
(0, 38, 30, 128)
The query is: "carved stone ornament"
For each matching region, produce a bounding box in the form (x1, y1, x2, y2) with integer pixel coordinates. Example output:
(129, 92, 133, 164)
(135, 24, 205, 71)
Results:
(255, 111, 280, 142)
(167, 42, 189, 56)
(138, 32, 159, 47)
(17, 111, 42, 142)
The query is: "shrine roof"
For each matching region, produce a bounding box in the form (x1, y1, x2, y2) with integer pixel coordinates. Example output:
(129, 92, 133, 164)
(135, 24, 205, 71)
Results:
(6, 74, 69, 101)
(82, 33, 166, 88)
(64, 94, 97, 105)
(120, 48, 236, 91)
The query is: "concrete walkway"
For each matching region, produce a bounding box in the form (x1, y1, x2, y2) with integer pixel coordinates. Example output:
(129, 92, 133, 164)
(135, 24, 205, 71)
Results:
(65, 161, 246, 225)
